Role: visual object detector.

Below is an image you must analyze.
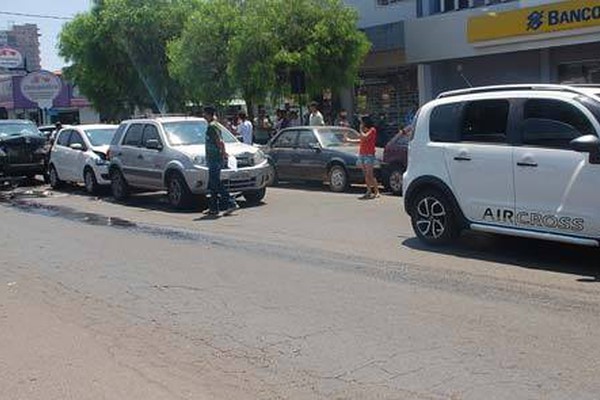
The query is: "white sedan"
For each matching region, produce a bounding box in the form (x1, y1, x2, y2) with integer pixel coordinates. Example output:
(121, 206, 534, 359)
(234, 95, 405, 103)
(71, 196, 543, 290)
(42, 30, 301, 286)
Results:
(48, 124, 118, 194)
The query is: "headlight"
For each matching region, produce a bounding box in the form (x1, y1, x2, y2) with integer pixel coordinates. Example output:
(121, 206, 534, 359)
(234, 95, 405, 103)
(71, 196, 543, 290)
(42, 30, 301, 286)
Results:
(193, 155, 206, 166)
(95, 158, 108, 166)
(253, 150, 266, 165)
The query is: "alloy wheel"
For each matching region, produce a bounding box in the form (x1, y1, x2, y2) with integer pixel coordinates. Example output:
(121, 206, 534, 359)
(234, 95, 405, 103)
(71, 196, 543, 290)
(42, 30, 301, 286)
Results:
(415, 197, 447, 239)
(168, 177, 182, 206)
(388, 170, 403, 194)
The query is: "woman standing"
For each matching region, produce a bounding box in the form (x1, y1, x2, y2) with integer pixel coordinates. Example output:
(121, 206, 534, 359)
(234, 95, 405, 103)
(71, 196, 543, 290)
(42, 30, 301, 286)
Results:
(346, 115, 380, 199)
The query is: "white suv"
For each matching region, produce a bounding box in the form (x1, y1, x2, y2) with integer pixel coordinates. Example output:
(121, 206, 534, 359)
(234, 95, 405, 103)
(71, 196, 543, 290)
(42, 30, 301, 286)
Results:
(107, 116, 272, 209)
(404, 84, 600, 247)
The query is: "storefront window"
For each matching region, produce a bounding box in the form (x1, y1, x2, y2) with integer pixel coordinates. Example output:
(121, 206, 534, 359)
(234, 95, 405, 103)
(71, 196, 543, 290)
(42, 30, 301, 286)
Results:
(559, 61, 600, 84)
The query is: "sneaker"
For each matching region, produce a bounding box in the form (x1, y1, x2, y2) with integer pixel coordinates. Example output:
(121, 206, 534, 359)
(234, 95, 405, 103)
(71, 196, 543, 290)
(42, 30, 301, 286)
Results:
(372, 192, 381, 199)
(359, 192, 373, 200)
(222, 202, 239, 216)
(206, 209, 219, 216)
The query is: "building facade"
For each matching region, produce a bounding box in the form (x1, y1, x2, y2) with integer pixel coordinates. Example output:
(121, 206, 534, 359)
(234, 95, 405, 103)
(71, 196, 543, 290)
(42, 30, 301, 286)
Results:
(343, 0, 418, 142)
(0, 24, 41, 74)
(406, 0, 600, 102)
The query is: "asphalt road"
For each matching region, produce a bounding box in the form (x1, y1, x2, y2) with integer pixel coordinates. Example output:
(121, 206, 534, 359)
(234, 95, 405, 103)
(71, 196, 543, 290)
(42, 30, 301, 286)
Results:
(1, 181, 600, 399)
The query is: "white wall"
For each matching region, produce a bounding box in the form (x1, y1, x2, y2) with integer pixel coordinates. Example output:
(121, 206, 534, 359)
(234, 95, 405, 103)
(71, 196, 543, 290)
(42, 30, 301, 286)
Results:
(405, 0, 600, 63)
(343, 0, 416, 28)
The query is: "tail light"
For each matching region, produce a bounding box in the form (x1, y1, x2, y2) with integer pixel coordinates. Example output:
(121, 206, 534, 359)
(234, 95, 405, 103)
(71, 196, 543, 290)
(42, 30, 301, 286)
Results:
(106, 149, 111, 160)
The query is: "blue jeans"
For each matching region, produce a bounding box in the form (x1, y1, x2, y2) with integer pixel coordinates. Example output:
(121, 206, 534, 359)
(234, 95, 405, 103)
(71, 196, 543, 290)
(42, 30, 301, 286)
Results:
(208, 159, 235, 212)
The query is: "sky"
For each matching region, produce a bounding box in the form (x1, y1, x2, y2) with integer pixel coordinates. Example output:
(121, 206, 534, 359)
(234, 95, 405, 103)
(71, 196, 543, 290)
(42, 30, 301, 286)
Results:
(0, 0, 92, 71)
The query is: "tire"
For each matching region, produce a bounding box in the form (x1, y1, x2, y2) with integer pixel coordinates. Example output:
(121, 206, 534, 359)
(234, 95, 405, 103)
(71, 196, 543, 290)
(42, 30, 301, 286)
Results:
(110, 168, 130, 201)
(48, 165, 63, 189)
(385, 166, 404, 196)
(243, 187, 266, 205)
(328, 164, 348, 193)
(409, 188, 459, 245)
(166, 172, 193, 210)
(84, 168, 99, 195)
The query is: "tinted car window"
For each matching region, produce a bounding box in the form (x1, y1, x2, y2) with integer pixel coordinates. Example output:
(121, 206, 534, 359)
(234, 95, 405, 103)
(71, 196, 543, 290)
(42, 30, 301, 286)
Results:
(430, 103, 461, 142)
(461, 100, 509, 143)
(142, 124, 161, 147)
(56, 130, 72, 147)
(297, 131, 318, 148)
(69, 131, 86, 148)
(272, 131, 297, 148)
(522, 99, 595, 148)
(123, 124, 144, 146)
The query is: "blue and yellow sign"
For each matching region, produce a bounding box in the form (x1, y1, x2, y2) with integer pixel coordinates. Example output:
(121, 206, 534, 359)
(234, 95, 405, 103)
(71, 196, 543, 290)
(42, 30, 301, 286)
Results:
(468, 0, 600, 43)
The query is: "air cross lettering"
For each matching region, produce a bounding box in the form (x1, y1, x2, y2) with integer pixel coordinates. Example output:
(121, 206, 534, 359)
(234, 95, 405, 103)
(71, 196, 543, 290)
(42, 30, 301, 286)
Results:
(482, 208, 585, 232)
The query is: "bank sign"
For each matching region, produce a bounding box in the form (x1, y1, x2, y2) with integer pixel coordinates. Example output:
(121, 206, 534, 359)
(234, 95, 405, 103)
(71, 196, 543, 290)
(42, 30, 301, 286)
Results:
(468, 0, 600, 43)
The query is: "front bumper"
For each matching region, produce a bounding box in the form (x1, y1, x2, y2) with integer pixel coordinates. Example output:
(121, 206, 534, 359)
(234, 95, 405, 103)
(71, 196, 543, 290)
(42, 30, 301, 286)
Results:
(183, 162, 273, 194)
(94, 164, 111, 185)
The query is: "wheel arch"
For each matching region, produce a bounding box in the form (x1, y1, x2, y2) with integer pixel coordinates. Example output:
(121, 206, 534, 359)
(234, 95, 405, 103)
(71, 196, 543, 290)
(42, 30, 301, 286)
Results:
(404, 175, 468, 229)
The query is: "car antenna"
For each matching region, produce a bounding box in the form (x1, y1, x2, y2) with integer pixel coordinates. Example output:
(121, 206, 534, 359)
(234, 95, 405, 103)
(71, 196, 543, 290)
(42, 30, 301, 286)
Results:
(457, 64, 473, 88)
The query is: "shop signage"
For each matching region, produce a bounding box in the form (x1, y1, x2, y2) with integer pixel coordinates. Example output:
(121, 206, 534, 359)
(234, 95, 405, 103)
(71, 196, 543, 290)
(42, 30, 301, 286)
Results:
(468, 0, 600, 43)
(20, 71, 62, 108)
(0, 47, 23, 69)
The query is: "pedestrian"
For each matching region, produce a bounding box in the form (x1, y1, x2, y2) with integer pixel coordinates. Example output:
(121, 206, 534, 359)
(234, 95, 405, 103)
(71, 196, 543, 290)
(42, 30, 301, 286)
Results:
(274, 109, 290, 132)
(237, 111, 253, 145)
(289, 110, 302, 127)
(345, 115, 380, 199)
(253, 107, 273, 144)
(204, 106, 239, 216)
(336, 109, 351, 127)
(308, 101, 325, 126)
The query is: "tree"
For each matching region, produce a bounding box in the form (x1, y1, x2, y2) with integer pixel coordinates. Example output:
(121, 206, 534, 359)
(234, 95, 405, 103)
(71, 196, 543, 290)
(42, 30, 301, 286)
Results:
(59, 0, 194, 119)
(168, 0, 242, 106)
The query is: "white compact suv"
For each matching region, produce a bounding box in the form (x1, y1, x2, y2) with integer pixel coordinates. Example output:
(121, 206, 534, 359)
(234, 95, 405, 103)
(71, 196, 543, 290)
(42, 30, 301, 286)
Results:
(404, 84, 600, 247)
(49, 124, 118, 194)
(107, 116, 272, 209)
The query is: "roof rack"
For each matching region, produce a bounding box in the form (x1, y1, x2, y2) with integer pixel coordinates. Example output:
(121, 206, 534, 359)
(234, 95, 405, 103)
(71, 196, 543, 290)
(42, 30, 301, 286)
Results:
(130, 113, 193, 119)
(436, 84, 595, 99)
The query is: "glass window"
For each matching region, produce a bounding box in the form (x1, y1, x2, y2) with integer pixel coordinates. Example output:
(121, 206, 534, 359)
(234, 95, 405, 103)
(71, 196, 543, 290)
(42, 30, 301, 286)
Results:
(460, 100, 509, 143)
(142, 124, 161, 147)
(0, 121, 41, 139)
(272, 130, 297, 148)
(111, 124, 127, 146)
(297, 131, 319, 149)
(318, 128, 360, 147)
(522, 99, 595, 148)
(162, 121, 237, 146)
(123, 124, 144, 147)
(84, 128, 117, 146)
(68, 131, 86, 148)
(56, 130, 72, 147)
(430, 103, 461, 142)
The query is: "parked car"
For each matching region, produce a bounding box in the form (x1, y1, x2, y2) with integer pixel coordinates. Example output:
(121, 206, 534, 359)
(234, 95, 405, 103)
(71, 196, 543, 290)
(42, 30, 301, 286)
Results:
(382, 130, 409, 196)
(107, 116, 272, 209)
(0, 119, 49, 181)
(264, 126, 383, 192)
(404, 83, 600, 247)
(48, 124, 118, 194)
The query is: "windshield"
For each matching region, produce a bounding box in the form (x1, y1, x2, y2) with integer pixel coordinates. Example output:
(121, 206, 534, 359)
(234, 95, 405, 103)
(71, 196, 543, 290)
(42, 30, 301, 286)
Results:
(0, 122, 42, 139)
(84, 128, 117, 146)
(162, 121, 238, 146)
(318, 128, 360, 147)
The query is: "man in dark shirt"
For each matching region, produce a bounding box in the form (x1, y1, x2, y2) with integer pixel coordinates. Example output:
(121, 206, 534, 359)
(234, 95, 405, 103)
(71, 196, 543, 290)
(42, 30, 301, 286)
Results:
(204, 106, 238, 216)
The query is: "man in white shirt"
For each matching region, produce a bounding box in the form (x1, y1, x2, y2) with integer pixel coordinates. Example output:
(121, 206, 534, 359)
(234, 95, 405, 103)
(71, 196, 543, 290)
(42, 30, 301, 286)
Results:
(309, 101, 324, 126)
(237, 112, 253, 145)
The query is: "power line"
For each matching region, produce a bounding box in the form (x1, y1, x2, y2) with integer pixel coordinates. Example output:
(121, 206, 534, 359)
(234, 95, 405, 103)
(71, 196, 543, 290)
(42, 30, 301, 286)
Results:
(0, 11, 73, 21)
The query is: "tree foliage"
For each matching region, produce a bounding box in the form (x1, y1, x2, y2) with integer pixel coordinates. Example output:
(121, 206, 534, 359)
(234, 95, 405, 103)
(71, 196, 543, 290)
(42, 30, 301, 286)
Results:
(59, 0, 194, 118)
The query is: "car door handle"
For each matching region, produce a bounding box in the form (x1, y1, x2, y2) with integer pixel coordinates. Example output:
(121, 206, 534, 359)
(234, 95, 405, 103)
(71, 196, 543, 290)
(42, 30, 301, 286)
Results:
(517, 162, 538, 167)
(453, 156, 471, 161)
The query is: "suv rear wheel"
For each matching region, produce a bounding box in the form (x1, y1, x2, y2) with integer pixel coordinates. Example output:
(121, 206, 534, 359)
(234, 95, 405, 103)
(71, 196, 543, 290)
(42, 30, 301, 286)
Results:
(110, 168, 130, 201)
(167, 172, 193, 209)
(410, 188, 459, 245)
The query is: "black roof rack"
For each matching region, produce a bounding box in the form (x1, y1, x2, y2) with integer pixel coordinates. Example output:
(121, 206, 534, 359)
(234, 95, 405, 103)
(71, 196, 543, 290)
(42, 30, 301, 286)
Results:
(437, 84, 595, 99)
(130, 113, 193, 119)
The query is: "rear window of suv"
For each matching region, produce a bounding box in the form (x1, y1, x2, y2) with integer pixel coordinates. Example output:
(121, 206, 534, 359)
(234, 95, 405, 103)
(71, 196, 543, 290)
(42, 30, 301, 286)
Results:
(430, 103, 461, 142)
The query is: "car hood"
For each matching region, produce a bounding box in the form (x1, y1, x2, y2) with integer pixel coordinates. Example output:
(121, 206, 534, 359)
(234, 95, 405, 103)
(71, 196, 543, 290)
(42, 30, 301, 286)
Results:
(0, 133, 46, 148)
(91, 144, 110, 154)
(173, 142, 260, 157)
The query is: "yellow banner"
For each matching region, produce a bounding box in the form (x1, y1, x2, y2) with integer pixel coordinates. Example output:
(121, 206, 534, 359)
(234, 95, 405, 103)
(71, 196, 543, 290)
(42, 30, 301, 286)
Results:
(468, 0, 600, 43)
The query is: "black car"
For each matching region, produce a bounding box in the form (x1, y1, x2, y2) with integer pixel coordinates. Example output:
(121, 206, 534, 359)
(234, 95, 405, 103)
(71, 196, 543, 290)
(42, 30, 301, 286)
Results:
(264, 126, 383, 192)
(0, 120, 49, 180)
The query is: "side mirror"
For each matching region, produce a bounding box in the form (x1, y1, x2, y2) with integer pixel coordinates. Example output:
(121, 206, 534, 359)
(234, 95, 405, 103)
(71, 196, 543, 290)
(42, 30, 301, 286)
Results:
(146, 139, 163, 151)
(309, 142, 321, 152)
(570, 134, 600, 153)
(69, 143, 84, 151)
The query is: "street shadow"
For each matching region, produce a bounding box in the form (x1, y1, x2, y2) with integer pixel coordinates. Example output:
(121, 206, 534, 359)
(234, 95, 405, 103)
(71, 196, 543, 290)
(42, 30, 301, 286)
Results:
(402, 231, 600, 281)
(273, 181, 397, 196)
